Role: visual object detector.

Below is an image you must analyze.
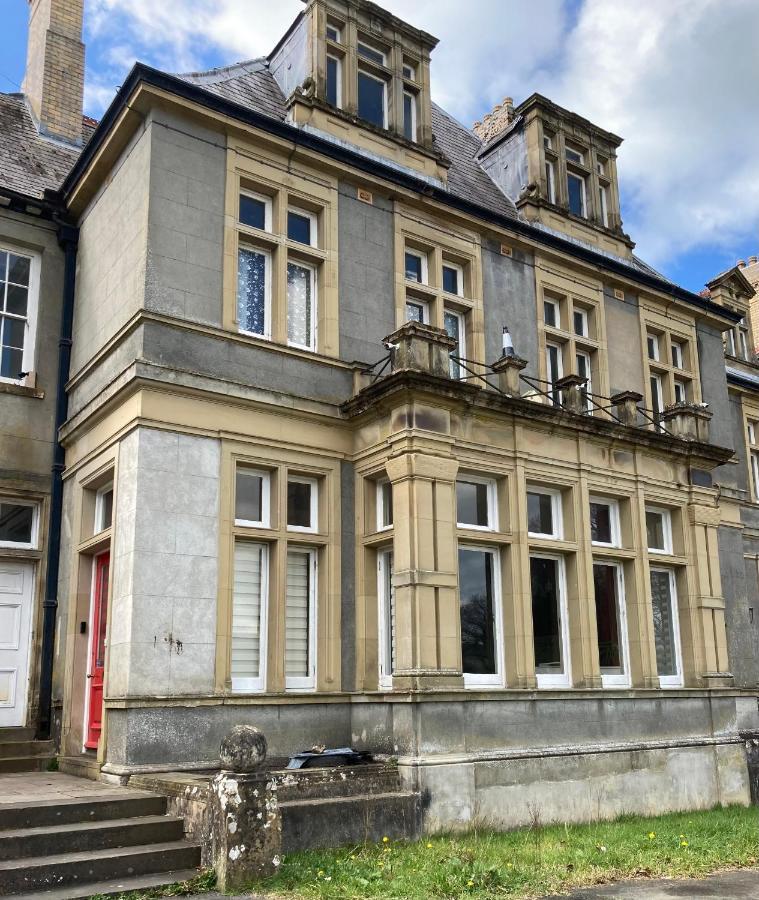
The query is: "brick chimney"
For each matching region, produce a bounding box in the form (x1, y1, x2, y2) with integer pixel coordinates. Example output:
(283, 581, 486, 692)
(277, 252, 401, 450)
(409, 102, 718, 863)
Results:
(472, 96, 515, 143)
(22, 0, 85, 145)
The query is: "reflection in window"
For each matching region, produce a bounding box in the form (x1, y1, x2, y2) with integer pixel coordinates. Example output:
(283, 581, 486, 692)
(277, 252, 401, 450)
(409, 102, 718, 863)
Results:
(593, 563, 625, 678)
(459, 547, 496, 676)
(0, 501, 34, 545)
(650, 569, 680, 681)
(530, 555, 566, 679)
(456, 480, 490, 528)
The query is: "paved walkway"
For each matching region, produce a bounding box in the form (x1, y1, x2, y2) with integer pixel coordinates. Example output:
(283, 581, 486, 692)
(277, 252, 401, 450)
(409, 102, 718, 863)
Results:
(0, 770, 135, 804)
(548, 867, 759, 898)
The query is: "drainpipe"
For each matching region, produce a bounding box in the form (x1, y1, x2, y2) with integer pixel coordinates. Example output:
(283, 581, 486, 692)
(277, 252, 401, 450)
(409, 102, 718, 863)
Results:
(36, 219, 78, 740)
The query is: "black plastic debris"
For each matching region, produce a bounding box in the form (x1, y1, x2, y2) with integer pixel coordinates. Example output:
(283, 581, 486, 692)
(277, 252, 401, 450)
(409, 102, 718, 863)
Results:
(286, 746, 371, 769)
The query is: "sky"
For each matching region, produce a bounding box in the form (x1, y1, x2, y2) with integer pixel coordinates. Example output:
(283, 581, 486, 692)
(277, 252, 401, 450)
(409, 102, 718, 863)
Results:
(2, 0, 757, 293)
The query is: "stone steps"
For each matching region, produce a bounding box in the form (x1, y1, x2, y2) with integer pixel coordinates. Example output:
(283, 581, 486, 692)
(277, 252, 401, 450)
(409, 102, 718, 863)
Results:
(0, 758, 52, 775)
(0, 790, 201, 896)
(0, 733, 55, 774)
(0, 742, 55, 761)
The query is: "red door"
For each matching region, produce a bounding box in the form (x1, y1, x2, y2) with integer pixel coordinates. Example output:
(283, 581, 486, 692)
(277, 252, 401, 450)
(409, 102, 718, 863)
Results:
(85, 552, 110, 750)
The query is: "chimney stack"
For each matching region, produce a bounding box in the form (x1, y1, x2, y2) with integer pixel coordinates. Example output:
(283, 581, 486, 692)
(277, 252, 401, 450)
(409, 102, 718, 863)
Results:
(472, 97, 515, 143)
(22, 0, 85, 145)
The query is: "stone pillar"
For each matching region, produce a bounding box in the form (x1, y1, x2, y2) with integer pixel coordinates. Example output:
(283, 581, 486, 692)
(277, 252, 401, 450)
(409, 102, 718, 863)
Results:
(491, 354, 528, 396)
(210, 726, 281, 892)
(660, 403, 712, 443)
(386, 451, 463, 689)
(610, 391, 643, 427)
(555, 374, 588, 415)
(685, 504, 732, 687)
(386, 321, 457, 379)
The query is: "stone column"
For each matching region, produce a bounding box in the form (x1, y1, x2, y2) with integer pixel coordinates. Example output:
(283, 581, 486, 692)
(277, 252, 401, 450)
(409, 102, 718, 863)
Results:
(386, 451, 463, 689)
(210, 726, 281, 892)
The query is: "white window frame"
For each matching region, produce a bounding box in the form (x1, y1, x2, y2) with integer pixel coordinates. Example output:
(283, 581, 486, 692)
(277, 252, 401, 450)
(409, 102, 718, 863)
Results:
(239, 190, 272, 233)
(671, 340, 684, 370)
(0, 498, 39, 550)
(749, 421, 756, 444)
(444, 307, 466, 379)
(646, 505, 673, 555)
(357, 68, 388, 128)
(0, 243, 41, 387)
(650, 372, 664, 424)
(231, 540, 269, 693)
(94, 483, 114, 534)
(442, 262, 464, 298)
(404, 249, 428, 285)
(376, 479, 393, 532)
(565, 145, 585, 165)
(402, 62, 416, 81)
(647, 333, 660, 362)
(673, 379, 687, 404)
(459, 544, 504, 689)
(285, 546, 317, 691)
(234, 468, 271, 529)
(545, 340, 564, 402)
(287, 476, 318, 534)
(378, 548, 394, 689)
(598, 183, 609, 227)
(545, 159, 556, 203)
(566, 171, 587, 217)
(750, 449, 759, 501)
(326, 23, 342, 43)
(725, 329, 736, 357)
(402, 90, 417, 142)
(543, 297, 559, 328)
(589, 496, 621, 548)
(405, 298, 429, 324)
(237, 245, 272, 340)
(531, 552, 571, 689)
(527, 487, 563, 540)
(544, 133, 554, 150)
(650, 566, 683, 688)
(573, 307, 589, 338)
(456, 476, 498, 532)
(286, 259, 317, 352)
(739, 328, 750, 361)
(326, 54, 342, 108)
(357, 40, 387, 66)
(287, 207, 318, 248)
(575, 349, 593, 410)
(594, 561, 630, 688)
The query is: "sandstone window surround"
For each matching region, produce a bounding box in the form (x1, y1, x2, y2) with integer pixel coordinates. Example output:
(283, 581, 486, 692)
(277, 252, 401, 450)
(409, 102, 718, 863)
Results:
(725, 315, 751, 362)
(222, 449, 337, 695)
(224, 151, 339, 360)
(396, 215, 484, 376)
(641, 314, 699, 426)
(0, 243, 40, 387)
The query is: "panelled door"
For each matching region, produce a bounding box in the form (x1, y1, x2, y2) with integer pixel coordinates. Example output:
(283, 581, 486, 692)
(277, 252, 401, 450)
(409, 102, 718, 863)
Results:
(85, 551, 110, 750)
(0, 561, 34, 728)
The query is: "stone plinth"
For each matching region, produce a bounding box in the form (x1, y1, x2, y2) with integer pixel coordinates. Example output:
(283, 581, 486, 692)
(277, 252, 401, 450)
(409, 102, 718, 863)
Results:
(386, 321, 457, 378)
(491, 354, 528, 395)
(660, 402, 712, 442)
(610, 390, 643, 427)
(555, 373, 588, 415)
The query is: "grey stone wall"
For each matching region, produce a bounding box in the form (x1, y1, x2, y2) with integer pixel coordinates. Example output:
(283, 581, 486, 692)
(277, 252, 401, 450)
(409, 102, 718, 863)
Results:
(477, 129, 528, 206)
(108, 427, 220, 699)
(604, 286, 644, 396)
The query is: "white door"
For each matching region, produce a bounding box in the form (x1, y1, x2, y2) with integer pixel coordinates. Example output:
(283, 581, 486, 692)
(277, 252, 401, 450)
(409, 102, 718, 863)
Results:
(0, 562, 34, 727)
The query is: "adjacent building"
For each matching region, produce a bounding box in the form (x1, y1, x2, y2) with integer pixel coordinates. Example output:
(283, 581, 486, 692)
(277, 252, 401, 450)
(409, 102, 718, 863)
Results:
(2, 0, 758, 827)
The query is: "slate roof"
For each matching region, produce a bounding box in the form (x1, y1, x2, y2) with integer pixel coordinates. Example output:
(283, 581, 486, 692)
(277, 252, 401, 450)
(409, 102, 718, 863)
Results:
(178, 59, 519, 220)
(0, 92, 91, 200)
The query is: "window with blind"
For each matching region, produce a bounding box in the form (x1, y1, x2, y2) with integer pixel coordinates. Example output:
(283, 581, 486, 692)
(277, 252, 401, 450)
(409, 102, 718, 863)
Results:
(378, 550, 395, 689)
(231, 541, 268, 691)
(285, 548, 317, 690)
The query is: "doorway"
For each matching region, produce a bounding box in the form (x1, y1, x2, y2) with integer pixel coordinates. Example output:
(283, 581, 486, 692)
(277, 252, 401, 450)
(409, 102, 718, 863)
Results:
(84, 551, 109, 750)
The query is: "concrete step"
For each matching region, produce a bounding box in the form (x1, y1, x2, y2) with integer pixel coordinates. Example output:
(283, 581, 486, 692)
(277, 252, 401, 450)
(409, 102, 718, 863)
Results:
(280, 790, 421, 852)
(0, 758, 52, 775)
(9, 868, 201, 900)
(0, 815, 185, 860)
(0, 742, 55, 761)
(272, 763, 404, 802)
(0, 729, 35, 743)
(0, 792, 167, 831)
(0, 840, 201, 895)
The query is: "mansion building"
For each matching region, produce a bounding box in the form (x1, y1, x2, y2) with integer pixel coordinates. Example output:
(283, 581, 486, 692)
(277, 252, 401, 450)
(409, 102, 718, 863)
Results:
(1, 0, 759, 828)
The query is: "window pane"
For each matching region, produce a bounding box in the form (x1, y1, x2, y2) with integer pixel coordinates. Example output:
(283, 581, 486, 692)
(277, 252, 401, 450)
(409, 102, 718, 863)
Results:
(6, 284, 28, 317)
(380, 481, 393, 527)
(287, 262, 314, 348)
(380, 551, 395, 677)
(650, 376, 662, 417)
(232, 542, 265, 680)
(527, 491, 553, 534)
(288, 481, 312, 529)
(573, 310, 586, 336)
(286, 550, 312, 679)
(236, 470, 263, 523)
(0, 502, 34, 544)
(530, 556, 564, 673)
(547, 344, 560, 382)
(0, 345, 23, 379)
(444, 310, 462, 378)
(594, 563, 622, 671)
(326, 56, 339, 106)
(565, 147, 583, 164)
(2, 316, 25, 349)
(590, 502, 612, 543)
(358, 42, 385, 65)
(7, 254, 30, 286)
(326, 25, 339, 42)
(239, 194, 267, 230)
(544, 301, 556, 327)
(457, 481, 489, 527)
(358, 72, 386, 127)
(288, 210, 312, 245)
(646, 511, 665, 550)
(442, 266, 459, 295)
(650, 570, 678, 677)
(237, 248, 267, 336)
(405, 252, 423, 282)
(406, 301, 425, 323)
(403, 92, 415, 141)
(459, 548, 496, 675)
(98, 489, 114, 531)
(567, 173, 584, 216)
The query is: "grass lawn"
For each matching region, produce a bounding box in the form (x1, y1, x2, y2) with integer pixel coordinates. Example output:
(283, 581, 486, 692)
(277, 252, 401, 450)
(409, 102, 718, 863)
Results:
(255, 804, 759, 900)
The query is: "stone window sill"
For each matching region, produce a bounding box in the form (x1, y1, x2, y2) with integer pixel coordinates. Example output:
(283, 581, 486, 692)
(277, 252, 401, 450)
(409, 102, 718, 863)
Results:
(0, 381, 44, 399)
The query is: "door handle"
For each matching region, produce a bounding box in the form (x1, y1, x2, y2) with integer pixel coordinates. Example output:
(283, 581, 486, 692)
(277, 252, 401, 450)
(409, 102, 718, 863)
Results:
(86, 674, 94, 679)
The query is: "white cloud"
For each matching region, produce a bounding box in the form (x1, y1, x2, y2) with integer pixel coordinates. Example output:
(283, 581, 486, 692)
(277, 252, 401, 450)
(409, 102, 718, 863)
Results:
(81, 0, 759, 270)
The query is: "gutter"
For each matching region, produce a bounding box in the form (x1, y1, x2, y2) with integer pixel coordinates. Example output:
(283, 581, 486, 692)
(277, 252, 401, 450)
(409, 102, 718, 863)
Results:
(36, 218, 78, 740)
(59, 64, 741, 328)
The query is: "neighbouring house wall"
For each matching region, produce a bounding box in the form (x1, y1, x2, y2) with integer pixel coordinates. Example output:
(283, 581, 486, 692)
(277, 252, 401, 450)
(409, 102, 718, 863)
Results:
(604, 286, 645, 397)
(719, 525, 759, 687)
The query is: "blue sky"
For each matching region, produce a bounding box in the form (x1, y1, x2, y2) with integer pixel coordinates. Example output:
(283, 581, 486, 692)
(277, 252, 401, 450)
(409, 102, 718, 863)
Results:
(2, 0, 757, 294)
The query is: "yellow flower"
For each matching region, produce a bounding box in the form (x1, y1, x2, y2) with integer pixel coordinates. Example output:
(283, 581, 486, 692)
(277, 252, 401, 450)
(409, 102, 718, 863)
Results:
(384, 847, 391, 854)
(317, 870, 324, 877)
(681, 840, 689, 848)
(679, 834, 685, 839)
(506, 862, 513, 869)
(648, 832, 656, 840)
(426, 842, 433, 849)
(382, 836, 390, 843)
(468, 880, 475, 887)
(349, 854, 355, 860)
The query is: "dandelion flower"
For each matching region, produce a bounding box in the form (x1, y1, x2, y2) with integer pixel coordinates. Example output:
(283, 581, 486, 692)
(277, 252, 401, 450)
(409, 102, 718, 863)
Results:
(317, 870, 324, 877)
(468, 880, 475, 887)
(506, 862, 513, 869)
(681, 840, 689, 848)
(383, 836, 390, 843)
(349, 854, 355, 860)
(426, 842, 433, 849)
(648, 832, 656, 840)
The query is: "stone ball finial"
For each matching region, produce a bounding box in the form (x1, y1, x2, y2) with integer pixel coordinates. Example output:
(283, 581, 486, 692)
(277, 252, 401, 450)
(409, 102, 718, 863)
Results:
(219, 725, 267, 772)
